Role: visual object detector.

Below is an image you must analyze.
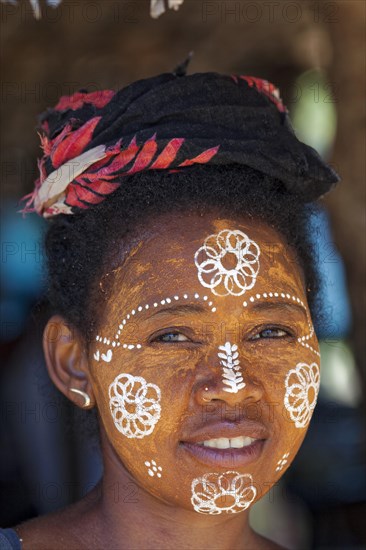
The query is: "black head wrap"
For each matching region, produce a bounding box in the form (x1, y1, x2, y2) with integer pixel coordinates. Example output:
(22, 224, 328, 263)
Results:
(21, 71, 339, 217)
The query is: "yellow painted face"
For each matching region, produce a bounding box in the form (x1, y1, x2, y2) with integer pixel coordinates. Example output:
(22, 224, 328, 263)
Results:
(89, 210, 320, 515)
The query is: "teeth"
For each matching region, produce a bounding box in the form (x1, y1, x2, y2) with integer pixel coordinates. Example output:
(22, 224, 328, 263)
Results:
(201, 436, 256, 449)
(215, 437, 230, 449)
(231, 436, 250, 448)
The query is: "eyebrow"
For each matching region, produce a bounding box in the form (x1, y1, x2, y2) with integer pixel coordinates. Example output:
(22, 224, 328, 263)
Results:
(249, 300, 308, 317)
(148, 303, 208, 319)
(145, 300, 308, 320)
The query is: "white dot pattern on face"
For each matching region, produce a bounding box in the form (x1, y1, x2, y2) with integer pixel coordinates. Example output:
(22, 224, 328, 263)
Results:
(144, 459, 163, 478)
(275, 452, 290, 472)
(299, 342, 320, 357)
(242, 291, 320, 358)
(93, 348, 112, 363)
(94, 293, 217, 359)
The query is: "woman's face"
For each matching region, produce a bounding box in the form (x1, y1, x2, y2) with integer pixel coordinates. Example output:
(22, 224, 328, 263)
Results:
(89, 210, 320, 515)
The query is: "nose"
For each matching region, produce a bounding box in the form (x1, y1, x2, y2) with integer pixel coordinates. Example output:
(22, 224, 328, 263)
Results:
(194, 342, 264, 407)
(195, 377, 264, 408)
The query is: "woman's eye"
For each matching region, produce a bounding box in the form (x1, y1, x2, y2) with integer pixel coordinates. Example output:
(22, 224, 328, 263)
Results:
(251, 328, 289, 340)
(154, 332, 190, 343)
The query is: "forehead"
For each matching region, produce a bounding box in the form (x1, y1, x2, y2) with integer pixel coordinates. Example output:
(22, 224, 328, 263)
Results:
(104, 211, 305, 314)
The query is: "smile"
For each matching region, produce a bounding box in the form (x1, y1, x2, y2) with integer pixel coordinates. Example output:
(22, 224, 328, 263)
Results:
(180, 438, 265, 468)
(197, 436, 257, 449)
(180, 436, 266, 468)
(179, 422, 268, 468)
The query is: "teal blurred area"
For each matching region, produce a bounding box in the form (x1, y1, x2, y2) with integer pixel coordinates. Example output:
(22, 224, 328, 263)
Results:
(1, 201, 46, 341)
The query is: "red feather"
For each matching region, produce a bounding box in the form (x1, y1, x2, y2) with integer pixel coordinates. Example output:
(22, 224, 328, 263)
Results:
(102, 137, 140, 175)
(127, 134, 158, 174)
(178, 145, 220, 167)
(68, 184, 107, 205)
(64, 137, 142, 202)
(55, 90, 115, 112)
(73, 177, 120, 196)
(83, 140, 122, 173)
(76, 137, 140, 184)
(64, 185, 90, 208)
(40, 120, 50, 134)
(29, 125, 223, 216)
(39, 121, 73, 160)
(39, 133, 51, 156)
(150, 138, 184, 169)
(51, 117, 101, 168)
(236, 75, 286, 113)
(37, 157, 47, 184)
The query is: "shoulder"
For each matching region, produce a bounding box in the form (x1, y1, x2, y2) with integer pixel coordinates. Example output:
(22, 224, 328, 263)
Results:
(15, 515, 73, 550)
(14, 489, 101, 550)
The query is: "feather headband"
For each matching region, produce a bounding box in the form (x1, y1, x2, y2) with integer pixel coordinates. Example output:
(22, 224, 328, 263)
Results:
(20, 72, 339, 218)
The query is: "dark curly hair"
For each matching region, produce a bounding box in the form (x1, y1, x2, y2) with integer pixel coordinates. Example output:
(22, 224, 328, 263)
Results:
(44, 163, 320, 344)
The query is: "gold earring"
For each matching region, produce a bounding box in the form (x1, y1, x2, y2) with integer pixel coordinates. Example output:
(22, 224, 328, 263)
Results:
(202, 386, 210, 402)
(70, 388, 91, 408)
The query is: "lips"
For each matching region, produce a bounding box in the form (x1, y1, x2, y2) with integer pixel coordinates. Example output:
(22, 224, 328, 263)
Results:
(181, 439, 265, 468)
(180, 422, 269, 468)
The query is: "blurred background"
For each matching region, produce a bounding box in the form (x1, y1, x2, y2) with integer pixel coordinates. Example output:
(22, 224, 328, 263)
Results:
(0, 0, 365, 548)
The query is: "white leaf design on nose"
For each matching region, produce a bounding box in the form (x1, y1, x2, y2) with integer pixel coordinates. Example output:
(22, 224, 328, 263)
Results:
(218, 342, 246, 393)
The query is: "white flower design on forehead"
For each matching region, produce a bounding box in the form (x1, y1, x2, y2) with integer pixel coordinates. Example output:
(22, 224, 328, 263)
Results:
(194, 229, 260, 296)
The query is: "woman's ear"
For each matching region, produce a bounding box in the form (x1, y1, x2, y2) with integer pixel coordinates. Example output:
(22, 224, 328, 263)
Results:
(43, 314, 95, 409)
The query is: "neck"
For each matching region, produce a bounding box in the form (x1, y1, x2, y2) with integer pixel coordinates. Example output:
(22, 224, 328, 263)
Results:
(90, 432, 259, 550)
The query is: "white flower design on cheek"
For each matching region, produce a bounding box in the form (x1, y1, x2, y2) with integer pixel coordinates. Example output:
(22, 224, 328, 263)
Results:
(284, 362, 320, 428)
(191, 471, 257, 514)
(194, 229, 261, 296)
(109, 374, 161, 438)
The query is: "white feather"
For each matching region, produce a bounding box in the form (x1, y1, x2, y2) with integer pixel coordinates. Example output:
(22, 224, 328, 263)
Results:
(35, 145, 106, 213)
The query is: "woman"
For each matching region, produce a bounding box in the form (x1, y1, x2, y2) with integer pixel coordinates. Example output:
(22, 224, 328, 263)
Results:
(2, 71, 339, 549)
